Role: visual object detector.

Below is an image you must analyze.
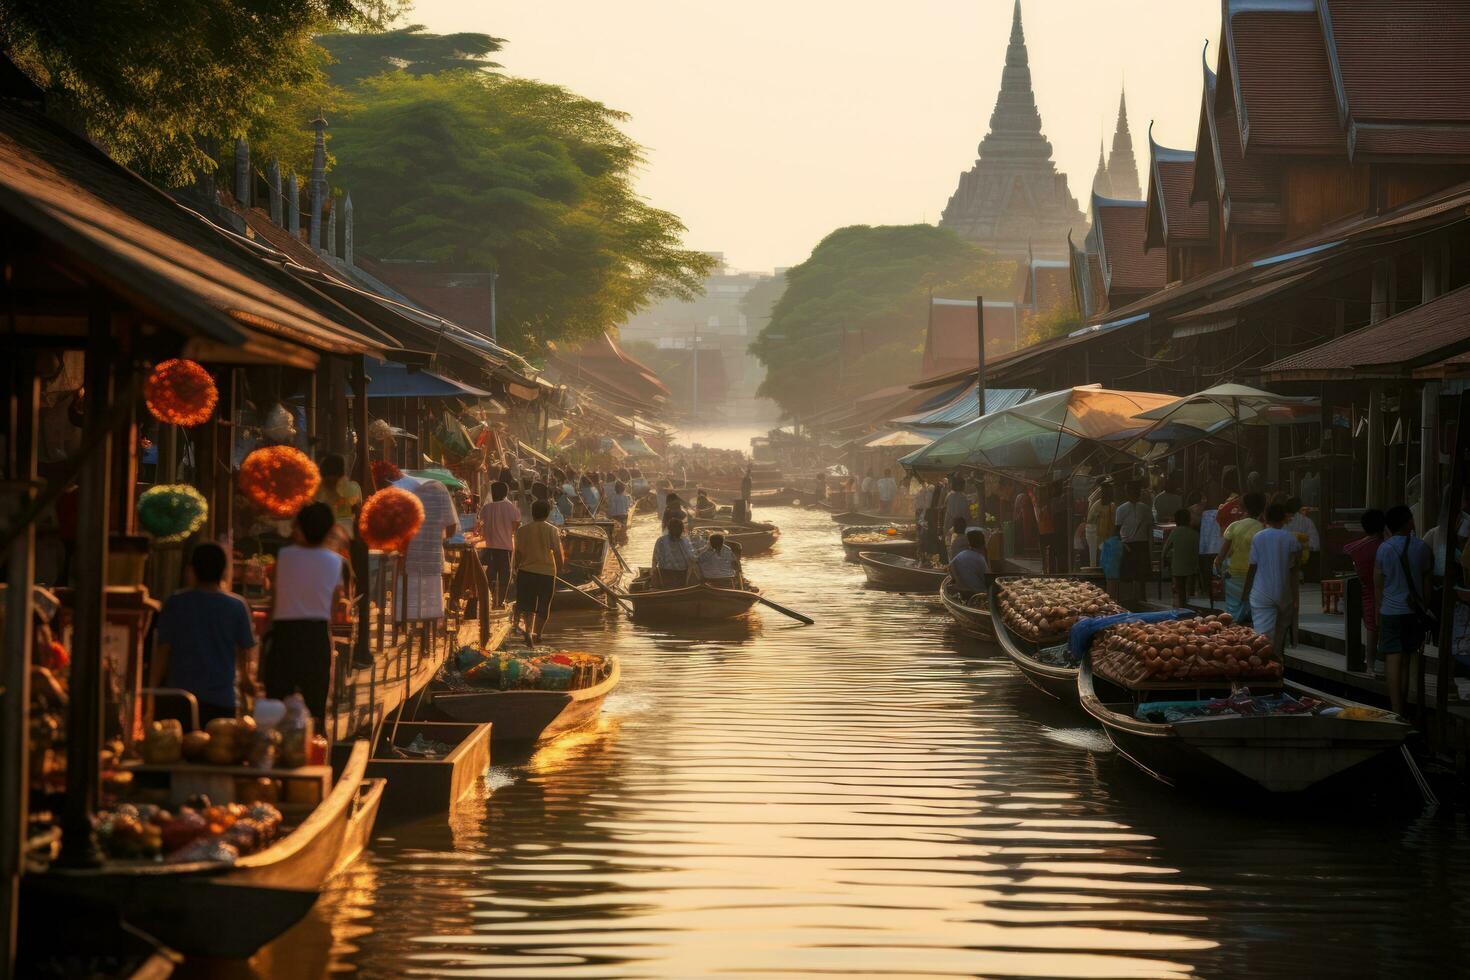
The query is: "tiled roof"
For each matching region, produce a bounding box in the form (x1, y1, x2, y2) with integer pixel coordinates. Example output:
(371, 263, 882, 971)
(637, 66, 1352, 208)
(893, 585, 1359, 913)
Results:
(923, 299, 1020, 378)
(1193, 54, 1282, 230)
(1225, 1, 1343, 155)
(1327, 0, 1470, 127)
(1093, 196, 1166, 298)
(1146, 142, 1211, 250)
(1262, 282, 1470, 380)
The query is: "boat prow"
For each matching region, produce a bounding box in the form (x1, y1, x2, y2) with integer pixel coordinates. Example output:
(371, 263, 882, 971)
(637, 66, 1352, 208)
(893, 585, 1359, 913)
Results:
(856, 552, 947, 592)
(939, 576, 994, 640)
(429, 656, 621, 742)
(625, 577, 763, 621)
(989, 579, 1079, 703)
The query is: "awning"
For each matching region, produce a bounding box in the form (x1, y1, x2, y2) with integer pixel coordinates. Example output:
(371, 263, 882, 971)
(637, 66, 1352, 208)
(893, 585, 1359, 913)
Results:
(862, 429, 934, 449)
(891, 384, 1036, 428)
(366, 359, 493, 399)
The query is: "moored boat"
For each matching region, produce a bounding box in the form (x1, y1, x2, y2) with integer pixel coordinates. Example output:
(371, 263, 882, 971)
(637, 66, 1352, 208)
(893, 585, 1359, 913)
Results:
(625, 574, 763, 622)
(939, 576, 994, 640)
(856, 552, 947, 592)
(428, 655, 621, 742)
(1078, 656, 1411, 794)
(831, 510, 896, 525)
(840, 524, 917, 561)
(988, 578, 1080, 703)
(691, 520, 780, 557)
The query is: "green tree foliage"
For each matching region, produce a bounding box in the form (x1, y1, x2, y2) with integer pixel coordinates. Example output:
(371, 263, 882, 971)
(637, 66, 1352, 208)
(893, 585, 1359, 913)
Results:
(749, 225, 1012, 419)
(0, 0, 402, 185)
(328, 71, 715, 351)
(739, 273, 787, 339)
(1017, 301, 1082, 348)
(316, 25, 502, 88)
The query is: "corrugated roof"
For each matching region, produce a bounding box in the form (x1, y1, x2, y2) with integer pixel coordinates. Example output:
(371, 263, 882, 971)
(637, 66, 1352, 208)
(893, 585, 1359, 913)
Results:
(891, 384, 1037, 427)
(1262, 282, 1470, 380)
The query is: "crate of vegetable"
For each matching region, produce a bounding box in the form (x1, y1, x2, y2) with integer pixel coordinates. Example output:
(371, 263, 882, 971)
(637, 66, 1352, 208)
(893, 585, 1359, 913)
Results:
(997, 577, 1124, 641)
(1089, 612, 1281, 688)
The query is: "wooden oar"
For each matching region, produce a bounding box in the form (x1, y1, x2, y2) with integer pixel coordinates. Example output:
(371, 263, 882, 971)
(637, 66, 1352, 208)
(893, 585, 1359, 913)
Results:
(555, 575, 615, 614)
(589, 573, 636, 614)
(754, 594, 814, 625)
(608, 537, 632, 572)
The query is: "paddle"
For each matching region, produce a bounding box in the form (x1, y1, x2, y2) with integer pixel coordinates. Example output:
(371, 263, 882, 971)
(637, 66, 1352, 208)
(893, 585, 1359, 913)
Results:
(589, 573, 636, 614)
(754, 594, 814, 625)
(555, 575, 615, 614)
(608, 537, 632, 572)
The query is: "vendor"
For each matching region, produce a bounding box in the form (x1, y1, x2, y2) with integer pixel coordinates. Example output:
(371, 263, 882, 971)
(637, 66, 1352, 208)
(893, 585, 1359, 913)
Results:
(652, 518, 698, 587)
(151, 543, 260, 727)
(949, 529, 991, 599)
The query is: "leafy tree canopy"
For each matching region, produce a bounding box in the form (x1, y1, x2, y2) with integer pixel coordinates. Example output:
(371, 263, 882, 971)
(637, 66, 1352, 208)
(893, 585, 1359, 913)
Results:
(329, 70, 715, 352)
(316, 25, 502, 88)
(0, 0, 402, 185)
(749, 225, 1012, 420)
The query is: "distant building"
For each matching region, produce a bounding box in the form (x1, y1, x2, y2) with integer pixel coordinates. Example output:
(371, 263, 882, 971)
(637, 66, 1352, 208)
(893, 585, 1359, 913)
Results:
(939, 0, 1085, 260)
(1089, 90, 1142, 202)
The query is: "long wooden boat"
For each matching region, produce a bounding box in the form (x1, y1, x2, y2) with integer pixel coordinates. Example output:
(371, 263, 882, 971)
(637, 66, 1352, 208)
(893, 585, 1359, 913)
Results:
(428, 656, 621, 742)
(625, 575, 763, 622)
(1078, 657, 1411, 794)
(989, 578, 1079, 703)
(857, 552, 947, 592)
(691, 520, 780, 557)
(940, 576, 994, 640)
(27, 740, 381, 960)
(748, 486, 804, 506)
(840, 524, 917, 561)
(831, 509, 899, 525)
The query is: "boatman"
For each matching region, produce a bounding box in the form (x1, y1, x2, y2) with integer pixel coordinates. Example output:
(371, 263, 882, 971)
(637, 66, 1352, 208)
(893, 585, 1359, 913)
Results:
(652, 517, 699, 587)
(694, 488, 717, 518)
(737, 465, 753, 524)
(605, 480, 632, 531)
(697, 532, 740, 588)
(949, 528, 991, 600)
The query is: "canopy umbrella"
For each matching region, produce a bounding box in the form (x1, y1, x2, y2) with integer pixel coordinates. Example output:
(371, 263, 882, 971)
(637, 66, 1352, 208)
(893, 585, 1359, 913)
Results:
(899, 385, 1179, 484)
(1125, 383, 1319, 474)
(863, 428, 935, 449)
(406, 467, 467, 490)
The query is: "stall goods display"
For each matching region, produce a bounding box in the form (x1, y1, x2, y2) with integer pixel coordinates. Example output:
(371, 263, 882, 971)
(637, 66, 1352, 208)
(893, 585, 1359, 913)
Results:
(1091, 613, 1281, 686)
(95, 800, 283, 863)
(446, 648, 616, 693)
(1134, 688, 1325, 723)
(998, 579, 1124, 640)
(843, 526, 916, 544)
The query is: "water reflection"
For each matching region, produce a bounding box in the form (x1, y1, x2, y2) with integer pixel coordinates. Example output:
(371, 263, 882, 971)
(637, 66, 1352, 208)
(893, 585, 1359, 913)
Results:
(235, 505, 1470, 978)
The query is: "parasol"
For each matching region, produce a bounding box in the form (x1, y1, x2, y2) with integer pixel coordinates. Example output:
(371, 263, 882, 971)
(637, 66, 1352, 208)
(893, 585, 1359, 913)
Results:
(406, 468, 468, 490)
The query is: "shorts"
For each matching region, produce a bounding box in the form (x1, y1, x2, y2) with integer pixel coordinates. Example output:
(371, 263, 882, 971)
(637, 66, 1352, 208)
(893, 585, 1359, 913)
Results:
(515, 570, 555, 617)
(480, 547, 512, 583)
(1378, 613, 1425, 655)
(1123, 541, 1151, 582)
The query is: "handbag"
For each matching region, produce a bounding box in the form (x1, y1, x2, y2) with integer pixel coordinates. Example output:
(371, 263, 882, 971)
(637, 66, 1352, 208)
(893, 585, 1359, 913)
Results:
(1397, 537, 1441, 637)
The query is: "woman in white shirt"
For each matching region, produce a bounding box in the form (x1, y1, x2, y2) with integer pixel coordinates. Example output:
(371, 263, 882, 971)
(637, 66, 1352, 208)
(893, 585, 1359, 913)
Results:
(266, 502, 346, 726)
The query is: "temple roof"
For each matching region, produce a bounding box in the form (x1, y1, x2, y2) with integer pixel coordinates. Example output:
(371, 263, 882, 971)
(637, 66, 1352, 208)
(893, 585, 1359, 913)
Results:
(1091, 194, 1167, 302)
(1145, 133, 1211, 251)
(1107, 89, 1142, 199)
(1193, 49, 1283, 231)
(1223, 0, 1342, 155)
(923, 298, 1021, 379)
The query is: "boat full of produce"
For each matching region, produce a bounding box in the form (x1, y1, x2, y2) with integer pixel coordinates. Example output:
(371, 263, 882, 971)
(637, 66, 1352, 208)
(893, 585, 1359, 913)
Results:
(1077, 612, 1410, 793)
(427, 646, 621, 742)
(990, 576, 1124, 702)
(840, 524, 917, 561)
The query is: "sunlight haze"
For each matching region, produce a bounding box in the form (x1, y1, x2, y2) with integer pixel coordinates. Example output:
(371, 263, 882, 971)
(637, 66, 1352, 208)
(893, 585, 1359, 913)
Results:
(412, 0, 1221, 272)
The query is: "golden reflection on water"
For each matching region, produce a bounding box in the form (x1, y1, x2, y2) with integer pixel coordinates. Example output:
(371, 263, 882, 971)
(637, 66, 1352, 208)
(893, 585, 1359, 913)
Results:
(223, 503, 1470, 979)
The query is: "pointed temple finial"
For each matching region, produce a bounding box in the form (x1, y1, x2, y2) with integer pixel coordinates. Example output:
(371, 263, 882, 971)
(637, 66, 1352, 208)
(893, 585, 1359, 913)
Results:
(1010, 0, 1024, 44)
(1091, 139, 1113, 199)
(1106, 85, 1141, 200)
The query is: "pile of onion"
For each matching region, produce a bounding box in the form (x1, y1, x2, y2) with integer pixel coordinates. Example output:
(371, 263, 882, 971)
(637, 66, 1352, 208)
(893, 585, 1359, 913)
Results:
(1090, 612, 1280, 687)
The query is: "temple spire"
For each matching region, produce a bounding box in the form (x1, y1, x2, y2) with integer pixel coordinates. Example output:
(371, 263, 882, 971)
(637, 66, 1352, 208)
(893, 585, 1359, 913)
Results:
(1091, 139, 1113, 199)
(1107, 87, 1141, 200)
(977, 0, 1050, 161)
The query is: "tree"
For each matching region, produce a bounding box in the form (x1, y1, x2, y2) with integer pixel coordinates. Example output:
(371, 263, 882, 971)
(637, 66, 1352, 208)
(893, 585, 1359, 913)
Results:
(1017, 301, 1082, 348)
(0, 0, 402, 185)
(739, 273, 787, 340)
(328, 70, 715, 352)
(749, 225, 1012, 419)
(316, 25, 502, 88)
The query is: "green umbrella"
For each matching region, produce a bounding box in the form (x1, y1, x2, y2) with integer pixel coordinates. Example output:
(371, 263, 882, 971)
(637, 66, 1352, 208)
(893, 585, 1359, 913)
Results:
(406, 467, 467, 490)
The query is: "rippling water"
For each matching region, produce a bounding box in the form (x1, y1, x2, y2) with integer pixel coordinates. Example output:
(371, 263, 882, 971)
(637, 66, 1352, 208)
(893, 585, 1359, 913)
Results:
(222, 506, 1470, 979)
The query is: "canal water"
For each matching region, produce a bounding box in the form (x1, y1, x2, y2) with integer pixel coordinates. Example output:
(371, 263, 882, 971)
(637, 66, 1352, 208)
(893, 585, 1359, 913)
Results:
(226, 504, 1470, 979)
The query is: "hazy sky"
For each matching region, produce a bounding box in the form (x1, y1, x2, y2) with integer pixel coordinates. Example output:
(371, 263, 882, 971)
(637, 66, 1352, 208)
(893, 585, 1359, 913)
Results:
(413, 1, 1221, 274)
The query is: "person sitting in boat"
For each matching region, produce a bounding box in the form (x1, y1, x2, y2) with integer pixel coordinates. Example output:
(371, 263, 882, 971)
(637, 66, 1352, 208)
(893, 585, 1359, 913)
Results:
(694, 489, 717, 518)
(697, 532, 741, 588)
(578, 475, 601, 517)
(948, 516, 970, 560)
(948, 528, 991, 600)
(663, 493, 687, 531)
(652, 518, 699, 587)
(606, 480, 632, 529)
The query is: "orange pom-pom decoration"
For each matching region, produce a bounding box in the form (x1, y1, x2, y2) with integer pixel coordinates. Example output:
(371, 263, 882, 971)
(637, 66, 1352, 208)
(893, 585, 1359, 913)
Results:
(144, 359, 217, 426)
(239, 446, 320, 518)
(358, 487, 425, 552)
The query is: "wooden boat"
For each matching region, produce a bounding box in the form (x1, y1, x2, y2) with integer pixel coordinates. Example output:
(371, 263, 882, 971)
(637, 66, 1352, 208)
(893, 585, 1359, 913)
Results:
(27, 740, 382, 960)
(940, 576, 994, 640)
(857, 552, 947, 592)
(989, 578, 1079, 703)
(832, 510, 895, 525)
(840, 524, 917, 561)
(748, 486, 804, 506)
(1078, 656, 1412, 794)
(691, 520, 780, 557)
(428, 656, 621, 742)
(625, 574, 763, 622)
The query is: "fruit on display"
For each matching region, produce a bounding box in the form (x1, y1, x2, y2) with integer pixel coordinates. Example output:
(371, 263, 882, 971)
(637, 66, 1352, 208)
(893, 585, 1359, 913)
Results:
(95, 800, 282, 863)
(843, 525, 916, 544)
(142, 720, 183, 764)
(1090, 612, 1281, 686)
(998, 578, 1124, 640)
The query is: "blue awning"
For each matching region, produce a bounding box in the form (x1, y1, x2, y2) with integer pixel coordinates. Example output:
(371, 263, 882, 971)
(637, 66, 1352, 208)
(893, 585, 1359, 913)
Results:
(366, 359, 492, 399)
(891, 384, 1036, 428)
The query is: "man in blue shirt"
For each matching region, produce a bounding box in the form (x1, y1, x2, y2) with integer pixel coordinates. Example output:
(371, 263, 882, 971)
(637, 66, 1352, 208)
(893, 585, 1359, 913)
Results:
(949, 528, 992, 599)
(1375, 504, 1432, 716)
(150, 543, 259, 727)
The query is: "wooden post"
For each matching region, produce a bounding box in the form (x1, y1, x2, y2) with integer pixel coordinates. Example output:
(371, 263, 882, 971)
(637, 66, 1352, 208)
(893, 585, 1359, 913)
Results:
(1435, 391, 1470, 746)
(1, 352, 39, 974)
(975, 295, 987, 420)
(58, 300, 114, 868)
(352, 358, 371, 666)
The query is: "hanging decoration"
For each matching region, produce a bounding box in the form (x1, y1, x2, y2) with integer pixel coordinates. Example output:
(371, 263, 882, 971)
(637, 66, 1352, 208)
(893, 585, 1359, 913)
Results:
(370, 459, 403, 490)
(358, 487, 424, 552)
(136, 484, 209, 542)
(239, 446, 320, 518)
(144, 359, 218, 426)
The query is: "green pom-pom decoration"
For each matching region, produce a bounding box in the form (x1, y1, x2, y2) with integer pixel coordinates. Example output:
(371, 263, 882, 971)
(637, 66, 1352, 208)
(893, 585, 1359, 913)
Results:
(137, 484, 208, 543)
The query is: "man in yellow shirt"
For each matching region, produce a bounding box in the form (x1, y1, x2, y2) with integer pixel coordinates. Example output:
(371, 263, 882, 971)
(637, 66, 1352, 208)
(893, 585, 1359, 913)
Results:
(512, 499, 564, 644)
(1214, 491, 1266, 622)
